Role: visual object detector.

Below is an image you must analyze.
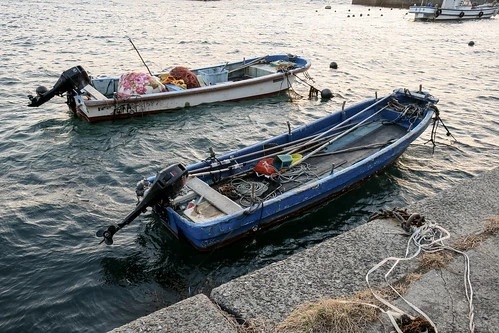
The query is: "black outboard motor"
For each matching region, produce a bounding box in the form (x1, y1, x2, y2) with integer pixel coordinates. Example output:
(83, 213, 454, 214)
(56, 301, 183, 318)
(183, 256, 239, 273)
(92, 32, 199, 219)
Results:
(28, 66, 91, 107)
(96, 164, 188, 245)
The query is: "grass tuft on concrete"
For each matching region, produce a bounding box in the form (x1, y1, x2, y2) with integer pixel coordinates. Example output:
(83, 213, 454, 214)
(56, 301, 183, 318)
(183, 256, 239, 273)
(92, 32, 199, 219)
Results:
(452, 215, 499, 251)
(418, 251, 453, 270)
(275, 296, 379, 333)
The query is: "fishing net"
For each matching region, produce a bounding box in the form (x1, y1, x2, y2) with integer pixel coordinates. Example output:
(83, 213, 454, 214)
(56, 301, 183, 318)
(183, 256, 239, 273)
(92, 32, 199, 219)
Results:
(168, 66, 201, 89)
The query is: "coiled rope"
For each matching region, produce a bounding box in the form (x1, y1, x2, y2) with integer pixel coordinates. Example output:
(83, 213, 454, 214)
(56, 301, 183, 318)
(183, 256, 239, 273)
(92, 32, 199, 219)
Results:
(367, 208, 475, 333)
(221, 164, 318, 207)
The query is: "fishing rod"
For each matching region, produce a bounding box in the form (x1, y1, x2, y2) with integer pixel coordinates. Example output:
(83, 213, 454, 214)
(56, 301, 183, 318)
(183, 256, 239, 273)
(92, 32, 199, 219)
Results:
(311, 139, 396, 157)
(293, 104, 391, 168)
(189, 128, 376, 179)
(189, 122, 362, 175)
(228, 55, 269, 74)
(128, 37, 153, 76)
(188, 131, 342, 178)
(284, 93, 394, 156)
(189, 121, 379, 179)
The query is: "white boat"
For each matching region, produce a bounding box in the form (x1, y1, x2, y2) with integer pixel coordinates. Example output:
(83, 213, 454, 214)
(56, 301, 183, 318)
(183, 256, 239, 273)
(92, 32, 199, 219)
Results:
(408, 0, 499, 20)
(27, 54, 312, 123)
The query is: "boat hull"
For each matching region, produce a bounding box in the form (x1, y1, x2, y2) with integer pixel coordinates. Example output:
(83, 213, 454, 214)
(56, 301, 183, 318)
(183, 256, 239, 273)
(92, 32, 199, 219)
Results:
(74, 73, 298, 122)
(409, 5, 499, 20)
(148, 89, 437, 251)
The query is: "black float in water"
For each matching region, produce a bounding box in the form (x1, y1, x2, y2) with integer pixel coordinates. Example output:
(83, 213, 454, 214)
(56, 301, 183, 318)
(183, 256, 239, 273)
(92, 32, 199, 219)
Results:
(468, 41, 475, 46)
(321, 89, 333, 100)
(325, 5, 331, 9)
(329, 61, 338, 69)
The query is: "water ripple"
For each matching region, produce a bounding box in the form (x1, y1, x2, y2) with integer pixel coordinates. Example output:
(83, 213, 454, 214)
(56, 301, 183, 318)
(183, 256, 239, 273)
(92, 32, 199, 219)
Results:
(0, 1, 498, 332)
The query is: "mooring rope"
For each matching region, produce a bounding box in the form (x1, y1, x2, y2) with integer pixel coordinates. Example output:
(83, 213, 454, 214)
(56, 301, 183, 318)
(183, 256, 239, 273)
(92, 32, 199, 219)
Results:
(367, 208, 475, 333)
(426, 105, 457, 151)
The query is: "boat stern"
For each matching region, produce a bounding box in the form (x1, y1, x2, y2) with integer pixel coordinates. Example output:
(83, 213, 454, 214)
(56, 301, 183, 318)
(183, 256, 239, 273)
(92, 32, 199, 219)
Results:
(408, 5, 438, 20)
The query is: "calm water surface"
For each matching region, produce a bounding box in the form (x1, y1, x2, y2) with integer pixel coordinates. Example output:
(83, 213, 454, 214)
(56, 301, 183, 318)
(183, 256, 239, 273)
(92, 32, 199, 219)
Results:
(0, 0, 497, 332)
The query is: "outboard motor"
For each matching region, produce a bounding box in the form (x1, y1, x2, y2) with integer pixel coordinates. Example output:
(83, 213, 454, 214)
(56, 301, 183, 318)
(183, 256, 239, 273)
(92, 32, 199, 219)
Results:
(96, 164, 188, 245)
(27, 66, 91, 107)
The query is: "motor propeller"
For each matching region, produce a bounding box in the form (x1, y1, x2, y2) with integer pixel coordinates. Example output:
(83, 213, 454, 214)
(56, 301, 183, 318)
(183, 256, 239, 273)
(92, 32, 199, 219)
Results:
(96, 164, 188, 245)
(96, 225, 118, 245)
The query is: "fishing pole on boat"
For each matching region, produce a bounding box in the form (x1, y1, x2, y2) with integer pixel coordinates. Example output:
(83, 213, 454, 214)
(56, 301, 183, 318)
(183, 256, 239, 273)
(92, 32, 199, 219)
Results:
(127, 37, 153, 76)
(189, 123, 361, 175)
(227, 55, 269, 74)
(285, 93, 395, 157)
(311, 139, 397, 157)
(189, 125, 368, 179)
(191, 94, 395, 176)
(191, 94, 397, 178)
(189, 136, 335, 178)
(292, 103, 392, 168)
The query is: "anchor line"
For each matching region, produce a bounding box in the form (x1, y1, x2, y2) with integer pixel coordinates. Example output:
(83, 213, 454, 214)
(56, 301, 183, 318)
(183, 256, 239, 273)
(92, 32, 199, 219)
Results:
(292, 73, 326, 99)
(426, 105, 457, 152)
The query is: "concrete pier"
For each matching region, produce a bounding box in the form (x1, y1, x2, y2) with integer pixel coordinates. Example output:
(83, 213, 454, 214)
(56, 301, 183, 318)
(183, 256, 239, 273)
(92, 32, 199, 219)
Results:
(109, 167, 498, 332)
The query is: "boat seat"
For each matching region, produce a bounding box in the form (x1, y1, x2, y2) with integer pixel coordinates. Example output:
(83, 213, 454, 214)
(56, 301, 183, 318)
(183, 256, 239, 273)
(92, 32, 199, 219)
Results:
(197, 75, 207, 87)
(186, 177, 242, 215)
(83, 84, 107, 100)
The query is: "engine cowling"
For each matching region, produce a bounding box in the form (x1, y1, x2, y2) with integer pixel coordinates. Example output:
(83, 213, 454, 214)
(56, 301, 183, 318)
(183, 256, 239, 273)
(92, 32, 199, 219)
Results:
(28, 66, 91, 107)
(96, 164, 188, 245)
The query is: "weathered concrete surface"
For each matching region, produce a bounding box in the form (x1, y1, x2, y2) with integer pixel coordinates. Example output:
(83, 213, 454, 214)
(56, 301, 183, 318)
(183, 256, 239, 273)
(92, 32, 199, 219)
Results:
(211, 167, 498, 329)
(108, 294, 237, 333)
(212, 217, 417, 323)
(394, 235, 499, 331)
(109, 167, 498, 332)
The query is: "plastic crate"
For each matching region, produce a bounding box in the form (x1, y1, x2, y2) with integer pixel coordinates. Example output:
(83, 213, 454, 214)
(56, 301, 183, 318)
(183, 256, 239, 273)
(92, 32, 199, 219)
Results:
(198, 68, 228, 85)
(275, 154, 293, 169)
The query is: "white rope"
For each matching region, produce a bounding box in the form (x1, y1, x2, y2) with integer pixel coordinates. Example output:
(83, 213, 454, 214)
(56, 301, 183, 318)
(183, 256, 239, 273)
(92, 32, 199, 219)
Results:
(365, 221, 475, 333)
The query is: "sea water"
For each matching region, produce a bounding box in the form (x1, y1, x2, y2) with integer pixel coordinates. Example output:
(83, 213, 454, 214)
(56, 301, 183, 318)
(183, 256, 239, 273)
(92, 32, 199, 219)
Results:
(0, 0, 497, 332)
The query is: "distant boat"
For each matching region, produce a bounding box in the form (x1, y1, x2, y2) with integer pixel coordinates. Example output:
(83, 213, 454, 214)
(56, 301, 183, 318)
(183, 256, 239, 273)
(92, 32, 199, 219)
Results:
(27, 54, 311, 122)
(408, 0, 499, 20)
(96, 87, 441, 251)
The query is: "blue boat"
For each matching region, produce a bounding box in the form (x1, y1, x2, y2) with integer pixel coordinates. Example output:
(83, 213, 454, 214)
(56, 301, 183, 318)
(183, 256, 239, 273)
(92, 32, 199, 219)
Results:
(96, 88, 441, 250)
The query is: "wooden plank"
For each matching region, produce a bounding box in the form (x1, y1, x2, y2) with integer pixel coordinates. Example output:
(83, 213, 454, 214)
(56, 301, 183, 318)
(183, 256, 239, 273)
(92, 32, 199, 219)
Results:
(186, 177, 242, 215)
(83, 84, 107, 100)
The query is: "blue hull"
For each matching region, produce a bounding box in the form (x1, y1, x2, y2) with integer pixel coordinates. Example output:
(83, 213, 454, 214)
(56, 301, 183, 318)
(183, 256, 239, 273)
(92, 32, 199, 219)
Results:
(150, 88, 437, 250)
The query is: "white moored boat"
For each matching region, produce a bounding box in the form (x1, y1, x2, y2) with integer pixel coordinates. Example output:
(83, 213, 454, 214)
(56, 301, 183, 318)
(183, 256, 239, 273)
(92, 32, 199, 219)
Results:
(409, 0, 499, 20)
(27, 54, 312, 123)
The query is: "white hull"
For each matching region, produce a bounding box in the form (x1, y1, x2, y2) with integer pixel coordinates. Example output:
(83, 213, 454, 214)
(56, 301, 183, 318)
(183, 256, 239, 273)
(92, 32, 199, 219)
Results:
(74, 71, 299, 122)
(28, 54, 311, 123)
(409, 5, 498, 20)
